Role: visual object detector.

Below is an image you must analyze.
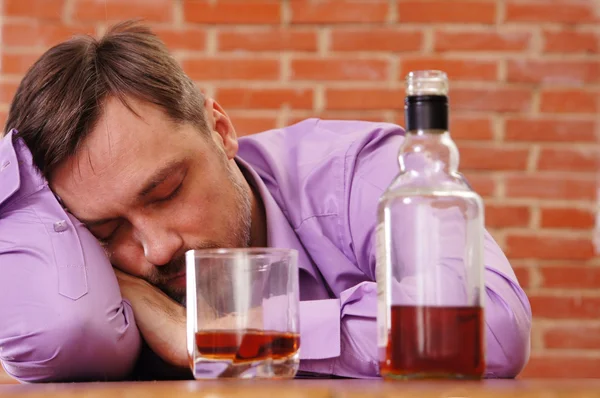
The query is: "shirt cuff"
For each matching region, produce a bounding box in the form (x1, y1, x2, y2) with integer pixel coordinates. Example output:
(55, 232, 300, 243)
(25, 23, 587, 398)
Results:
(299, 298, 341, 360)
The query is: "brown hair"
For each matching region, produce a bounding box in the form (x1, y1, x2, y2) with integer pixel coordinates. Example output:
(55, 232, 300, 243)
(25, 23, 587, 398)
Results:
(4, 20, 207, 179)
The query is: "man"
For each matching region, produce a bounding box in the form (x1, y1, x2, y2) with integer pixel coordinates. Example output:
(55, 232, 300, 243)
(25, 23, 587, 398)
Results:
(0, 21, 531, 382)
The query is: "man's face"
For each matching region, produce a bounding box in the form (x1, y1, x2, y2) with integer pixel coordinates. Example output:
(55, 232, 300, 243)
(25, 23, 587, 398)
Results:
(51, 97, 252, 304)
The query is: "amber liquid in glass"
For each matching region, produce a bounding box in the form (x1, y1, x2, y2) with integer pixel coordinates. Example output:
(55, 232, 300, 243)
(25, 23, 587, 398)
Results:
(195, 329, 300, 363)
(381, 305, 484, 379)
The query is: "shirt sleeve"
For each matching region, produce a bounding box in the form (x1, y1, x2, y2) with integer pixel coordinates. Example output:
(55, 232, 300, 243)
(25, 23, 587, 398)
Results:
(298, 283, 381, 378)
(300, 123, 532, 379)
(0, 205, 141, 382)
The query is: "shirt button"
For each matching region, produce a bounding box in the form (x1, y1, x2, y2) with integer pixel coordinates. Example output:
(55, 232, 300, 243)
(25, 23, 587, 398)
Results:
(53, 220, 68, 232)
(0, 160, 10, 171)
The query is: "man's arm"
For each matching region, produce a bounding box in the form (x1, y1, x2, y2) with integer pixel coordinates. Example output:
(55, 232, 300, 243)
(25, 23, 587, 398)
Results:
(296, 283, 381, 378)
(298, 124, 531, 378)
(0, 211, 141, 383)
(113, 269, 188, 372)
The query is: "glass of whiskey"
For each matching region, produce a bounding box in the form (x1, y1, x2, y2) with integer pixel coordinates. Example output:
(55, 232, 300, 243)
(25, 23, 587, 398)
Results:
(186, 248, 300, 379)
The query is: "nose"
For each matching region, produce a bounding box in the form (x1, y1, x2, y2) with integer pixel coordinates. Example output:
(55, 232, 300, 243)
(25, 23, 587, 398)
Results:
(133, 216, 184, 266)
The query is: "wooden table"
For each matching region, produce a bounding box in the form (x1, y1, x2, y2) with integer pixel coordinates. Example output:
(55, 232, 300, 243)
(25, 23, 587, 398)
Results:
(1, 379, 600, 397)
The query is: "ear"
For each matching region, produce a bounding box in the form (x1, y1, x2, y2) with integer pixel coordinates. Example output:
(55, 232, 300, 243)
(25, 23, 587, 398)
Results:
(203, 97, 238, 160)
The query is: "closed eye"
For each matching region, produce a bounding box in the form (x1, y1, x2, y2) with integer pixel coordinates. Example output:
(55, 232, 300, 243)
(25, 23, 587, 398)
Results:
(94, 221, 122, 245)
(156, 181, 183, 203)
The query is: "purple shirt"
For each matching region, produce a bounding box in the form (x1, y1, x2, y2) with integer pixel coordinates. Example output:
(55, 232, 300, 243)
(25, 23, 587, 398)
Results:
(0, 130, 140, 382)
(0, 120, 531, 382)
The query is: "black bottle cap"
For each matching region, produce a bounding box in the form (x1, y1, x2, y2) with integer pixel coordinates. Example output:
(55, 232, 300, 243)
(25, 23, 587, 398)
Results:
(405, 95, 448, 132)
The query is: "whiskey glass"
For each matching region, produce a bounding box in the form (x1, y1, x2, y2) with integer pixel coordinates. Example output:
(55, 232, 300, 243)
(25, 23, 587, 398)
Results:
(186, 248, 300, 379)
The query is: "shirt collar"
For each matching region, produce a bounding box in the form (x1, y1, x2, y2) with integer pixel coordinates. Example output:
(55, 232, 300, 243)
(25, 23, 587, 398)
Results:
(235, 156, 323, 286)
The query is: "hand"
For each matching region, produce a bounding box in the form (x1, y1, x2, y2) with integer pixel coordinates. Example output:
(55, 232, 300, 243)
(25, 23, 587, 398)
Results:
(113, 269, 188, 368)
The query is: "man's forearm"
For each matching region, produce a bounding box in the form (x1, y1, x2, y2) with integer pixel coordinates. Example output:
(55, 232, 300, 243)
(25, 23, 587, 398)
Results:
(298, 282, 380, 378)
(115, 270, 188, 369)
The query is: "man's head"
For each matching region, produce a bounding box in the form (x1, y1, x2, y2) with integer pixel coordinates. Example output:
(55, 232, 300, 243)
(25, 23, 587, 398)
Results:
(5, 21, 254, 303)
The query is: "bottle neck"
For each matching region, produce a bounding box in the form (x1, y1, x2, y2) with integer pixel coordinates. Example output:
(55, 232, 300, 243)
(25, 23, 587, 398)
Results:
(400, 94, 458, 174)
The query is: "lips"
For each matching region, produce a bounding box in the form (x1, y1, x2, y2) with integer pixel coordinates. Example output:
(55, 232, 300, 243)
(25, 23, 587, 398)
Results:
(167, 271, 186, 283)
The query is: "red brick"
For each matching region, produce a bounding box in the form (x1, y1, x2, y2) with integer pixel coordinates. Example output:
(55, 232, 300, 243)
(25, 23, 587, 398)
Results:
(182, 58, 280, 80)
(291, 0, 389, 24)
(217, 29, 317, 52)
(529, 295, 600, 319)
(461, 173, 496, 197)
(291, 58, 389, 81)
(184, 0, 280, 24)
(229, 114, 277, 136)
(538, 148, 599, 172)
(1, 53, 42, 75)
(507, 60, 600, 84)
(395, 112, 405, 128)
(504, 118, 596, 143)
(505, 0, 598, 24)
(544, 30, 599, 54)
(512, 265, 530, 289)
(505, 175, 596, 200)
(522, 356, 600, 378)
(398, 1, 496, 24)
(0, 111, 7, 131)
(326, 88, 401, 110)
(449, 116, 494, 141)
(555, 206, 597, 228)
(152, 26, 206, 51)
(215, 88, 313, 109)
(435, 30, 531, 52)
(331, 28, 423, 52)
(399, 58, 498, 81)
(541, 266, 600, 289)
(485, 205, 530, 228)
(540, 90, 599, 114)
(452, 88, 532, 112)
(540, 208, 595, 229)
(458, 144, 529, 171)
(545, 325, 600, 349)
(506, 235, 594, 260)
(0, 82, 19, 105)
(4, 0, 65, 20)
(1, 22, 93, 48)
(73, 0, 173, 22)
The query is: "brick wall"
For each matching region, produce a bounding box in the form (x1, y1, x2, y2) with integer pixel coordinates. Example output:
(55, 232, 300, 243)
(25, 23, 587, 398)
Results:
(0, 0, 599, 381)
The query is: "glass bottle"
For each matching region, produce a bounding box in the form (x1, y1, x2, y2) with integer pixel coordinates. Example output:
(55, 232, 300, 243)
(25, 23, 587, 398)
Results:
(376, 70, 485, 380)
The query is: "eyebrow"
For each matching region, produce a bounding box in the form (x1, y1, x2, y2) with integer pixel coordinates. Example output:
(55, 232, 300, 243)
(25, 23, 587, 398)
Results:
(77, 160, 185, 227)
(137, 160, 185, 199)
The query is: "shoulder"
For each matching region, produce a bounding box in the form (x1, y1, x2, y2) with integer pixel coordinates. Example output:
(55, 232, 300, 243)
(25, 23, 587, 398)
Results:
(238, 118, 403, 157)
(238, 118, 405, 185)
(237, 119, 405, 227)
